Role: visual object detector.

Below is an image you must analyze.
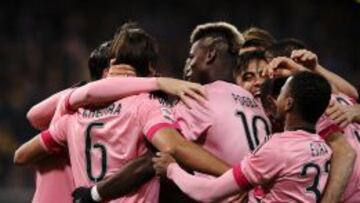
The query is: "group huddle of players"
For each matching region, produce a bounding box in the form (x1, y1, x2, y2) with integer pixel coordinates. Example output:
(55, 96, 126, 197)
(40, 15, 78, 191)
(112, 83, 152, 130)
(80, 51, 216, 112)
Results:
(13, 21, 360, 203)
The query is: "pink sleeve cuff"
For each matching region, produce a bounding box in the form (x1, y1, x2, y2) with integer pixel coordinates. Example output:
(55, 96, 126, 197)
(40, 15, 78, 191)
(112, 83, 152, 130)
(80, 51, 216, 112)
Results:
(318, 124, 343, 140)
(40, 130, 62, 153)
(232, 164, 252, 190)
(145, 123, 177, 141)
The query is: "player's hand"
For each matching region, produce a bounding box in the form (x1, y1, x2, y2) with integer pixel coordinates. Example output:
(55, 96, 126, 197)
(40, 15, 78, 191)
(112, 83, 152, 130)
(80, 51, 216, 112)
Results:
(156, 77, 208, 108)
(263, 57, 307, 78)
(72, 187, 97, 203)
(108, 64, 137, 77)
(291, 49, 319, 71)
(326, 100, 359, 128)
(152, 152, 176, 176)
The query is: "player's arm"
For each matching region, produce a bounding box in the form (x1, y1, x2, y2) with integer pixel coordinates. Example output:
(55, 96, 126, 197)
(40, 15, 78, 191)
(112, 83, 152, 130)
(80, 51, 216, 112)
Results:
(72, 151, 155, 202)
(68, 77, 206, 110)
(150, 127, 230, 176)
(320, 131, 356, 203)
(153, 152, 243, 203)
(15, 117, 68, 166)
(27, 90, 67, 130)
(14, 134, 50, 165)
(326, 100, 360, 128)
(291, 49, 359, 99)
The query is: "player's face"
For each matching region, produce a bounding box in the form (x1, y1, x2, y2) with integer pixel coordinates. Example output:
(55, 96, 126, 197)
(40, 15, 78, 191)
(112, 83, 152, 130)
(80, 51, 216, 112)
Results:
(235, 59, 268, 98)
(276, 77, 292, 120)
(184, 41, 207, 83)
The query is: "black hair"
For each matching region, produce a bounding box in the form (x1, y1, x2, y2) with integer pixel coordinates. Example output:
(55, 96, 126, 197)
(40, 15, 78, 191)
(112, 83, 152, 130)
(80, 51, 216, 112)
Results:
(110, 22, 158, 77)
(288, 72, 331, 123)
(265, 38, 306, 59)
(243, 27, 276, 49)
(235, 50, 266, 75)
(88, 41, 112, 80)
(260, 77, 288, 109)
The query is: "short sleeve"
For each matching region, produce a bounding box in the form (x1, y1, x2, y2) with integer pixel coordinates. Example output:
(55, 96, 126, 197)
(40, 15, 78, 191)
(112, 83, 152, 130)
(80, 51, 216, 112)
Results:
(173, 99, 214, 141)
(234, 140, 286, 188)
(137, 95, 178, 141)
(316, 115, 343, 140)
(39, 115, 69, 153)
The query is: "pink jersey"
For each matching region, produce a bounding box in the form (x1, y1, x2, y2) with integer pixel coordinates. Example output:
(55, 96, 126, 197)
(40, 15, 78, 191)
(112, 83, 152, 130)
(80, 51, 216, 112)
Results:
(31, 88, 75, 203)
(174, 81, 271, 165)
(316, 93, 360, 203)
(40, 93, 176, 203)
(233, 130, 332, 203)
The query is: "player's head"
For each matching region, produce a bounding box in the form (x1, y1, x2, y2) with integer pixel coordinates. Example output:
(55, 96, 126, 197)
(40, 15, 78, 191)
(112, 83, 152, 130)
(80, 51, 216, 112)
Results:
(241, 27, 276, 53)
(265, 38, 306, 59)
(260, 76, 288, 132)
(109, 22, 159, 77)
(88, 40, 112, 80)
(276, 72, 331, 125)
(234, 50, 268, 98)
(186, 21, 244, 84)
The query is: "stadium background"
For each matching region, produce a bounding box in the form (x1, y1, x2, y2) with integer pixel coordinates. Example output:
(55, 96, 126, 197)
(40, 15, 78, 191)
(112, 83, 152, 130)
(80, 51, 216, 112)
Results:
(0, 0, 359, 202)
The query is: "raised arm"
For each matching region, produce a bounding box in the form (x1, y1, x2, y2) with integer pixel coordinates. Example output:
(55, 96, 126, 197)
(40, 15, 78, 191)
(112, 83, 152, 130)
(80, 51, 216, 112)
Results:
(68, 77, 158, 110)
(153, 153, 241, 203)
(291, 49, 359, 99)
(68, 77, 206, 110)
(27, 89, 68, 130)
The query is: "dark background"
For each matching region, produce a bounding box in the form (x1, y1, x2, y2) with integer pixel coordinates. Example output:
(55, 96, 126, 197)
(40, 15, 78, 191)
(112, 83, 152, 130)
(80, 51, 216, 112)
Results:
(0, 0, 359, 202)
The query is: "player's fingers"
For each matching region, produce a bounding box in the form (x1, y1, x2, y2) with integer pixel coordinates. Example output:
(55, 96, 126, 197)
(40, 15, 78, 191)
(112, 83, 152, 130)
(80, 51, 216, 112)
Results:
(339, 119, 350, 128)
(184, 89, 206, 105)
(333, 114, 347, 126)
(179, 93, 192, 109)
(328, 109, 344, 120)
(191, 84, 208, 100)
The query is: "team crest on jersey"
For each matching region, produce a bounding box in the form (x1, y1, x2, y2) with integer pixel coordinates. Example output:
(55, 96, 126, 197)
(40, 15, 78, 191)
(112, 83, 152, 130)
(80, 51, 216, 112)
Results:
(160, 107, 175, 122)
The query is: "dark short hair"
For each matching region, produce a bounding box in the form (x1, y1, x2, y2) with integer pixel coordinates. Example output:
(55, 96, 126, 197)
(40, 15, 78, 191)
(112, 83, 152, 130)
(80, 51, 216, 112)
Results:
(243, 27, 276, 49)
(235, 50, 267, 75)
(260, 76, 288, 109)
(265, 38, 306, 59)
(109, 22, 158, 77)
(88, 40, 112, 80)
(288, 72, 331, 123)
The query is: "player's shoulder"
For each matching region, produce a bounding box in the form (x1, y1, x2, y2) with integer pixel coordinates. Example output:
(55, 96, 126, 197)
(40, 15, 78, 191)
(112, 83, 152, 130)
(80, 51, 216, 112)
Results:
(331, 92, 356, 106)
(205, 81, 253, 98)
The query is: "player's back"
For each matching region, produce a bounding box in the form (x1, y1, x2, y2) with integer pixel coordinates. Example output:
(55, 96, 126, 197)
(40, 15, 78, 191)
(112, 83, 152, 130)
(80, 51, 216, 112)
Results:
(243, 130, 331, 203)
(174, 81, 271, 165)
(47, 93, 171, 203)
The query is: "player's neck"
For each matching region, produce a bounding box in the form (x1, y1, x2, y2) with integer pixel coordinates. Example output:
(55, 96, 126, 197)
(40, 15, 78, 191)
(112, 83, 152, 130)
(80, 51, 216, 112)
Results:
(284, 114, 316, 133)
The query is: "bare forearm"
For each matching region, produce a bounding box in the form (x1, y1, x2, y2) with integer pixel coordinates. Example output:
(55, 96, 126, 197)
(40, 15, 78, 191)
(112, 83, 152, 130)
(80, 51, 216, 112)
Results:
(96, 152, 155, 200)
(315, 65, 359, 99)
(321, 136, 356, 203)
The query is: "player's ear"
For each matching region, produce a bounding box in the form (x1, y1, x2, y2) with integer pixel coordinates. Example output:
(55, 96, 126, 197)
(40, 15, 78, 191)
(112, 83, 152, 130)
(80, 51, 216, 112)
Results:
(285, 97, 294, 112)
(102, 68, 109, 78)
(205, 48, 217, 65)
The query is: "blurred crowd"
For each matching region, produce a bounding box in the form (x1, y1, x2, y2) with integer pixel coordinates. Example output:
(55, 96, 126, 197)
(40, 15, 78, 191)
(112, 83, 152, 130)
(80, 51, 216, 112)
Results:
(0, 0, 359, 199)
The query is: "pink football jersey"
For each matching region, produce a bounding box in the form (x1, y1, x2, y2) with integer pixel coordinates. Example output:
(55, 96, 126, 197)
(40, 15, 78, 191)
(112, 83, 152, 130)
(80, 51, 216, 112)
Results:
(40, 93, 175, 203)
(174, 81, 271, 165)
(316, 93, 360, 203)
(32, 88, 75, 203)
(233, 130, 332, 203)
